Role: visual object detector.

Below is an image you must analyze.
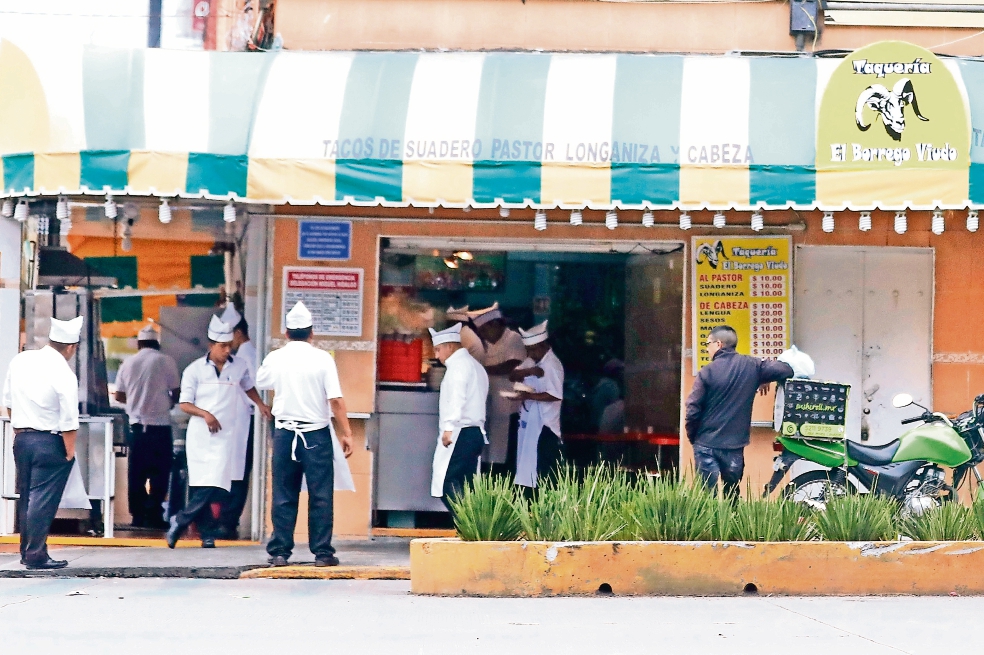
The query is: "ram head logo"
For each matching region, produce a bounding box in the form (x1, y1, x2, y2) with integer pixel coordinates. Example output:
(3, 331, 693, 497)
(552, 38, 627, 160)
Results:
(855, 78, 928, 142)
(696, 241, 728, 269)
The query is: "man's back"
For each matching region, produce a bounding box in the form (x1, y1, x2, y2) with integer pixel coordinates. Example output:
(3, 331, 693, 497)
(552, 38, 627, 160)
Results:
(255, 341, 342, 423)
(115, 348, 180, 426)
(3, 347, 79, 432)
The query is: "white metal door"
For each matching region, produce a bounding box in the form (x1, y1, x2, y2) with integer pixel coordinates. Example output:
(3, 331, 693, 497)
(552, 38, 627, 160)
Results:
(793, 246, 933, 445)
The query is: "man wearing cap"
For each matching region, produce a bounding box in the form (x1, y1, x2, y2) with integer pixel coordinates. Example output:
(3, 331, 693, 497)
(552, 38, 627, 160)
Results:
(254, 301, 355, 567)
(3, 316, 84, 569)
(469, 303, 525, 473)
(166, 316, 271, 548)
(510, 320, 565, 489)
(428, 323, 489, 512)
(114, 323, 180, 529)
(216, 304, 256, 537)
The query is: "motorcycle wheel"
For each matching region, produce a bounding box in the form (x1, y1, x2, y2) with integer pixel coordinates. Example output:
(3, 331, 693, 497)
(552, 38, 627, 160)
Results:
(784, 470, 854, 506)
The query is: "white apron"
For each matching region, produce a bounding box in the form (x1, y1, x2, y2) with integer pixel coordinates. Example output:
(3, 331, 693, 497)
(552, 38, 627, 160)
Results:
(485, 375, 516, 464)
(275, 418, 355, 491)
(515, 401, 544, 488)
(230, 394, 252, 481)
(430, 426, 461, 497)
(185, 378, 240, 491)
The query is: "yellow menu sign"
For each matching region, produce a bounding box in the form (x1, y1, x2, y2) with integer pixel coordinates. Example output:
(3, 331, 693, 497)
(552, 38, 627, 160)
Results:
(692, 236, 792, 372)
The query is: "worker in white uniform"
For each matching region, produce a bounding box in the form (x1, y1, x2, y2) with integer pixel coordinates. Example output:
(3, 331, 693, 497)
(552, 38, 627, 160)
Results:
(217, 303, 256, 538)
(428, 323, 489, 513)
(254, 301, 355, 567)
(511, 320, 565, 489)
(167, 316, 271, 548)
(446, 305, 485, 363)
(3, 316, 83, 570)
(469, 303, 525, 473)
(114, 323, 180, 529)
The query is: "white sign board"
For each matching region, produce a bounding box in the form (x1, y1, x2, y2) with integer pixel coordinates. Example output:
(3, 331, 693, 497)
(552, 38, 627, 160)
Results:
(282, 266, 363, 337)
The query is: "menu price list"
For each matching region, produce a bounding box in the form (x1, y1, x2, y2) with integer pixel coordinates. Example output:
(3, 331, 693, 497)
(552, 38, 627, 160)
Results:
(750, 302, 787, 358)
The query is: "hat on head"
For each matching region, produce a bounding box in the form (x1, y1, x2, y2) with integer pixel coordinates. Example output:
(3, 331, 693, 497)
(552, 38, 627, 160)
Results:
(429, 322, 463, 347)
(137, 323, 159, 342)
(49, 316, 83, 345)
(446, 305, 470, 322)
(519, 320, 549, 346)
(220, 304, 242, 329)
(470, 302, 502, 328)
(285, 301, 313, 330)
(207, 315, 234, 343)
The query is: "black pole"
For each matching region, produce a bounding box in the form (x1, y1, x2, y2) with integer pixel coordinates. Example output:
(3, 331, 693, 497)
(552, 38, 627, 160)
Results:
(148, 0, 162, 48)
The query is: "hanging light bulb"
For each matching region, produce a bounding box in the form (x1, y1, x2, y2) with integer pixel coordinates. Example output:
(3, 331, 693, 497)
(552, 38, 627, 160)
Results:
(968, 209, 979, 233)
(641, 210, 655, 227)
(223, 201, 237, 223)
(121, 219, 133, 252)
(104, 194, 117, 219)
(14, 199, 28, 223)
(750, 210, 764, 232)
(56, 196, 69, 221)
(894, 210, 907, 234)
(1, 199, 12, 218)
(822, 211, 835, 233)
(605, 210, 618, 230)
(569, 209, 582, 226)
(499, 206, 510, 218)
(713, 212, 726, 228)
(932, 209, 945, 235)
(859, 211, 872, 232)
(534, 210, 547, 231)
(679, 211, 692, 230)
(159, 199, 172, 224)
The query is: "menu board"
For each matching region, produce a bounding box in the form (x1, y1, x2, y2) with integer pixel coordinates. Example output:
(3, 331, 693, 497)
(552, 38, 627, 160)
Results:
(692, 236, 792, 372)
(282, 266, 364, 337)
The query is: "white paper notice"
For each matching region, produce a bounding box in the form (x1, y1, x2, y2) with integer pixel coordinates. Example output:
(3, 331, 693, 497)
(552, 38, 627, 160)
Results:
(282, 266, 363, 337)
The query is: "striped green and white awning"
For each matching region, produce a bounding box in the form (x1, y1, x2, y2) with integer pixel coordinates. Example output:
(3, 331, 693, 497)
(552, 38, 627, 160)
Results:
(0, 39, 983, 211)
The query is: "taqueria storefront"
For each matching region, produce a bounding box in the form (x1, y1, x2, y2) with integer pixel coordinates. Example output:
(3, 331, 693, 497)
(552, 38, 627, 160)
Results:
(1, 39, 983, 539)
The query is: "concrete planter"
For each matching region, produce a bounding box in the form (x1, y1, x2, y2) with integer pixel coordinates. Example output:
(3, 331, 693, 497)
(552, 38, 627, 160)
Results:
(410, 538, 984, 596)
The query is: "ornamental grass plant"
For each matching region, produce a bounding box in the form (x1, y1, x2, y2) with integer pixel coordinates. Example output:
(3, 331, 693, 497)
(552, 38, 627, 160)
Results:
(449, 473, 523, 541)
(813, 492, 898, 541)
(516, 464, 631, 541)
(729, 491, 815, 542)
(901, 501, 978, 541)
(629, 474, 716, 541)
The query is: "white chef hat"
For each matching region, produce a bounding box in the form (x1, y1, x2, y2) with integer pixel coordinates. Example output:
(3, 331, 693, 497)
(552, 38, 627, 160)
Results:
(49, 316, 83, 344)
(470, 302, 502, 327)
(519, 320, 549, 346)
(220, 304, 242, 329)
(207, 315, 234, 343)
(137, 323, 159, 342)
(446, 305, 470, 321)
(429, 322, 462, 346)
(285, 301, 313, 330)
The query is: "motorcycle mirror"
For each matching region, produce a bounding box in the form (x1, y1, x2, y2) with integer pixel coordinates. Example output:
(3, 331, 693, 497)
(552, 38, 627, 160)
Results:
(892, 393, 914, 408)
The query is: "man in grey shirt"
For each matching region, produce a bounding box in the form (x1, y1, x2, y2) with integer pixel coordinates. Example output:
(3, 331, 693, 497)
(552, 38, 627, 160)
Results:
(115, 324, 180, 529)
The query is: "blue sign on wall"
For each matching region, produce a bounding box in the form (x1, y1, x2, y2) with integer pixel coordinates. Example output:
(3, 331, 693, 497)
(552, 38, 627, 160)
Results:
(298, 220, 352, 261)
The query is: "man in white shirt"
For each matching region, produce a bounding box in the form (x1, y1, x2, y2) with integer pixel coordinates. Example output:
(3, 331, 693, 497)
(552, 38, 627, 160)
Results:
(166, 316, 270, 548)
(511, 320, 565, 489)
(114, 324, 180, 529)
(469, 303, 525, 472)
(428, 323, 489, 512)
(217, 304, 256, 537)
(254, 301, 355, 567)
(3, 316, 84, 570)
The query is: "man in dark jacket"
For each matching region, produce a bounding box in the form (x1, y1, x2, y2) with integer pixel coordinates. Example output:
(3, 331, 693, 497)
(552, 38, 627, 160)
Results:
(685, 325, 793, 497)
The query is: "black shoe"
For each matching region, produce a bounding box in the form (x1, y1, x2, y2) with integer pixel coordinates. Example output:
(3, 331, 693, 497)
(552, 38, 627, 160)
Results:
(25, 558, 68, 570)
(201, 538, 215, 548)
(268, 555, 288, 567)
(165, 516, 182, 549)
(315, 555, 340, 567)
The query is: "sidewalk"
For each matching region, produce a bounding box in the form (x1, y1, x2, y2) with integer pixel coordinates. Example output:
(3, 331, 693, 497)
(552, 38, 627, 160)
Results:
(0, 537, 411, 579)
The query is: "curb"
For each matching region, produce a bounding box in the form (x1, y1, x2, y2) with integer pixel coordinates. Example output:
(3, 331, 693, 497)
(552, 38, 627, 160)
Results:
(240, 565, 410, 580)
(0, 536, 259, 548)
(0, 566, 263, 579)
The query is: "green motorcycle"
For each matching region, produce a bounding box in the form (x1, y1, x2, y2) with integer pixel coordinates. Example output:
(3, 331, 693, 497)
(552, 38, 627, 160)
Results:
(765, 393, 984, 513)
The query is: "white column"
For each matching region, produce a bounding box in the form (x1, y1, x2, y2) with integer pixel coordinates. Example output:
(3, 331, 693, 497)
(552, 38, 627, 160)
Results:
(244, 210, 270, 541)
(0, 216, 20, 395)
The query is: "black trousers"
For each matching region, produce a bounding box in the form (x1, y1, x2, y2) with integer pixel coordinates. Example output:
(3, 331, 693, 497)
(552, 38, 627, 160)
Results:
(441, 426, 485, 513)
(268, 425, 335, 559)
(537, 427, 564, 482)
(220, 417, 254, 533)
(14, 432, 73, 565)
(172, 485, 223, 540)
(127, 423, 173, 527)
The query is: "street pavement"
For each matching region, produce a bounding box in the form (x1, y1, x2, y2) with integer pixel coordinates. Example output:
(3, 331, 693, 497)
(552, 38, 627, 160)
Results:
(0, 577, 973, 654)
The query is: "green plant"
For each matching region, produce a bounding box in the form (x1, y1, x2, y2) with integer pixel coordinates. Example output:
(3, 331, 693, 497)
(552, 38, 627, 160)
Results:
(630, 474, 716, 541)
(710, 495, 734, 541)
(517, 465, 631, 541)
(730, 493, 814, 542)
(903, 502, 978, 541)
(814, 493, 898, 541)
(450, 474, 523, 542)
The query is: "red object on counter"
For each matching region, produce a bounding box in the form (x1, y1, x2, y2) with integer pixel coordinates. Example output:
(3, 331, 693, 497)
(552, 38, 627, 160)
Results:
(378, 338, 423, 382)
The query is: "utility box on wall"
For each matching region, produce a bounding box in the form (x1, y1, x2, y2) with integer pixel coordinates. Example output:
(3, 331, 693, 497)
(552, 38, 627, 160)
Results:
(790, 0, 821, 36)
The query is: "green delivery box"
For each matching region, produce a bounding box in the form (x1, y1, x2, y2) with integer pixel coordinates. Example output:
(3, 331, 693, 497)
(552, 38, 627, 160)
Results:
(780, 380, 850, 440)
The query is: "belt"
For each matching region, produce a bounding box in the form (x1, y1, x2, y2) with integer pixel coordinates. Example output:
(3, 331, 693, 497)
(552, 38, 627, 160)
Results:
(275, 419, 330, 462)
(13, 428, 57, 435)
